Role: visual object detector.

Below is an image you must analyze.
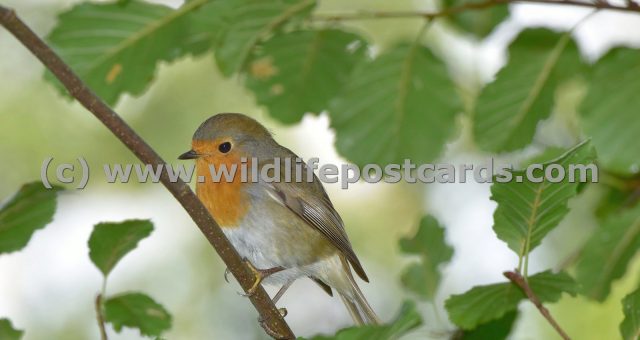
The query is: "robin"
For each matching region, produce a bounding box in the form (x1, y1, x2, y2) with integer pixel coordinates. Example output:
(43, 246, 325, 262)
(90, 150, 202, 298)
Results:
(179, 113, 380, 325)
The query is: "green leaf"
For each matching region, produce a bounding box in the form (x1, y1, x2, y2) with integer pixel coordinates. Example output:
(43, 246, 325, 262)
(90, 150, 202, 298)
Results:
(621, 286, 640, 340)
(491, 140, 596, 255)
(88, 219, 153, 277)
(245, 29, 367, 124)
(46, 0, 204, 105)
(0, 182, 62, 254)
(399, 215, 454, 300)
(183, 0, 233, 56)
(580, 47, 640, 175)
(104, 292, 171, 337)
(595, 185, 640, 220)
(442, 0, 509, 38)
(473, 29, 583, 152)
(330, 43, 462, 167)
(0, 319, 23, 340)
(520, 146, 568, 168)
(576, 204, 640, 301)
(305, 301, 421, 339)
(214, 0, 316, 76)
(445, 270, 577, 329)
(453, 311, 517, 340)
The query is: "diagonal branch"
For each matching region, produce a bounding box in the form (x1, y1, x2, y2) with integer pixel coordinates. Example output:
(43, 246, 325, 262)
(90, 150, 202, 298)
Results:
(0, 5, 294, 340)
(313, 0, 640, 21)
(504, 270, 571, 340)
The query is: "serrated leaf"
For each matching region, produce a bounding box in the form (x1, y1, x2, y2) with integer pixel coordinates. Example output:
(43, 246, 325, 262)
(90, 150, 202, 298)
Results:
(305, 301, 421, 340)
(445, 270, 576, 329)
(442, 0, 508, 38)
(245, 29, 367, 124)
(621, 287, 640, 340)
(0, 319, 23, 340)
(581, 47, 640, 175)
(453, 311, 517, 340)
(473, 29, 583, 152)
(576, 204, 640, 301)
(46, 0, 204, 105)
(330, 43, 462, 167)
(104, 292, 171, 337)
(214, 0, 316, 76)
(399, 216, 453, 300)
(0, 182, 62, 254)
(491, 140, 596, 255)
(88, 219, 153, 277)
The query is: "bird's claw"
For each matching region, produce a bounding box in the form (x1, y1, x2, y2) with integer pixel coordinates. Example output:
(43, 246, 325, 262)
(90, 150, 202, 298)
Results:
(225, 259, 261, 295)
(224, 268, 231, 283)
(278, 307, 288, 317)
(235, 259, 285, 297)
(242, 258, 263, 297)
(257, 308, 288, 323)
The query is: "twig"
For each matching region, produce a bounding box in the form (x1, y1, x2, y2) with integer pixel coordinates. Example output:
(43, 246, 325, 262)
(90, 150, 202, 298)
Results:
(504, 271, 571, 340)
(0, 5, 294, 340)
(95, 294, 108, 340)
(313, 0, 640, 21)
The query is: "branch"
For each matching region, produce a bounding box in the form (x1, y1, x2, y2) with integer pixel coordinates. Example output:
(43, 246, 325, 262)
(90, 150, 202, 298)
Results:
(0, 5, 294, 340)
(313, 0, 640, 21)
(95, 294, 108, 340)
(504, 271, 571, 340)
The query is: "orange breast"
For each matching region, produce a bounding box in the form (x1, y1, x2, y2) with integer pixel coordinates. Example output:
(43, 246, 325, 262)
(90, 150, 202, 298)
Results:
(194, 141, 249, 228)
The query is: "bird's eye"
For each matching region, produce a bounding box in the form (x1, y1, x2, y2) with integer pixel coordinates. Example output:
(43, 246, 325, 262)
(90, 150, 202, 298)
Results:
(218, 142, 232, 153)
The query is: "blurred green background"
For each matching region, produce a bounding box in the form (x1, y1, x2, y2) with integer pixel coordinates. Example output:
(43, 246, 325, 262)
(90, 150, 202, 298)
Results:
(0, 0, 639, 339)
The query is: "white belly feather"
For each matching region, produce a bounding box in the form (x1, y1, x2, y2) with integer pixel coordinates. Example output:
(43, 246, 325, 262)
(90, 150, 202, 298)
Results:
(222, 223, 348, 290)
(219, 184, 350, 291)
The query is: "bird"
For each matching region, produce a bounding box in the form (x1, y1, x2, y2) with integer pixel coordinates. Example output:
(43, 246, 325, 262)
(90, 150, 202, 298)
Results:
(178, 113, 380, 325)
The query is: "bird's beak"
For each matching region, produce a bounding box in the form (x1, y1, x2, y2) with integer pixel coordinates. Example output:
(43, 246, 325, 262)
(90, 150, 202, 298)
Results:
(178, 149, 200, 160)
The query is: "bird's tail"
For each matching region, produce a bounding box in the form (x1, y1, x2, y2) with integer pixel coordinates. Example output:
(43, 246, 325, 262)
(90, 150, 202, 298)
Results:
(338, 257, 381, 325)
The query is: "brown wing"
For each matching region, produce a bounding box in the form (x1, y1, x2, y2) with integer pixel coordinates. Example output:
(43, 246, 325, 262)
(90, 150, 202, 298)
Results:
(261, 155, 369, 282)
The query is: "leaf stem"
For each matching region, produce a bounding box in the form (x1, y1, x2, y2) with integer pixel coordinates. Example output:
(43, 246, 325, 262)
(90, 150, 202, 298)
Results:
(415, 18, 433, 42)
(517, 250, 524, 273)
(102, 277, 108, 297)
(0, 5, 294, 339)
(95, 294, 108, 340)
(312, 0, 640, 22)
(504, 271, 571, 340)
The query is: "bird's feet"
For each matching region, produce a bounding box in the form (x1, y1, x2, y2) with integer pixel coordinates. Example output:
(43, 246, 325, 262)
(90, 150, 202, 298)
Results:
(237, 258, 285, 297)
(258, 307, 288, 319)
(224, 267, 231, 283)
(278, 307, 288, 317)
